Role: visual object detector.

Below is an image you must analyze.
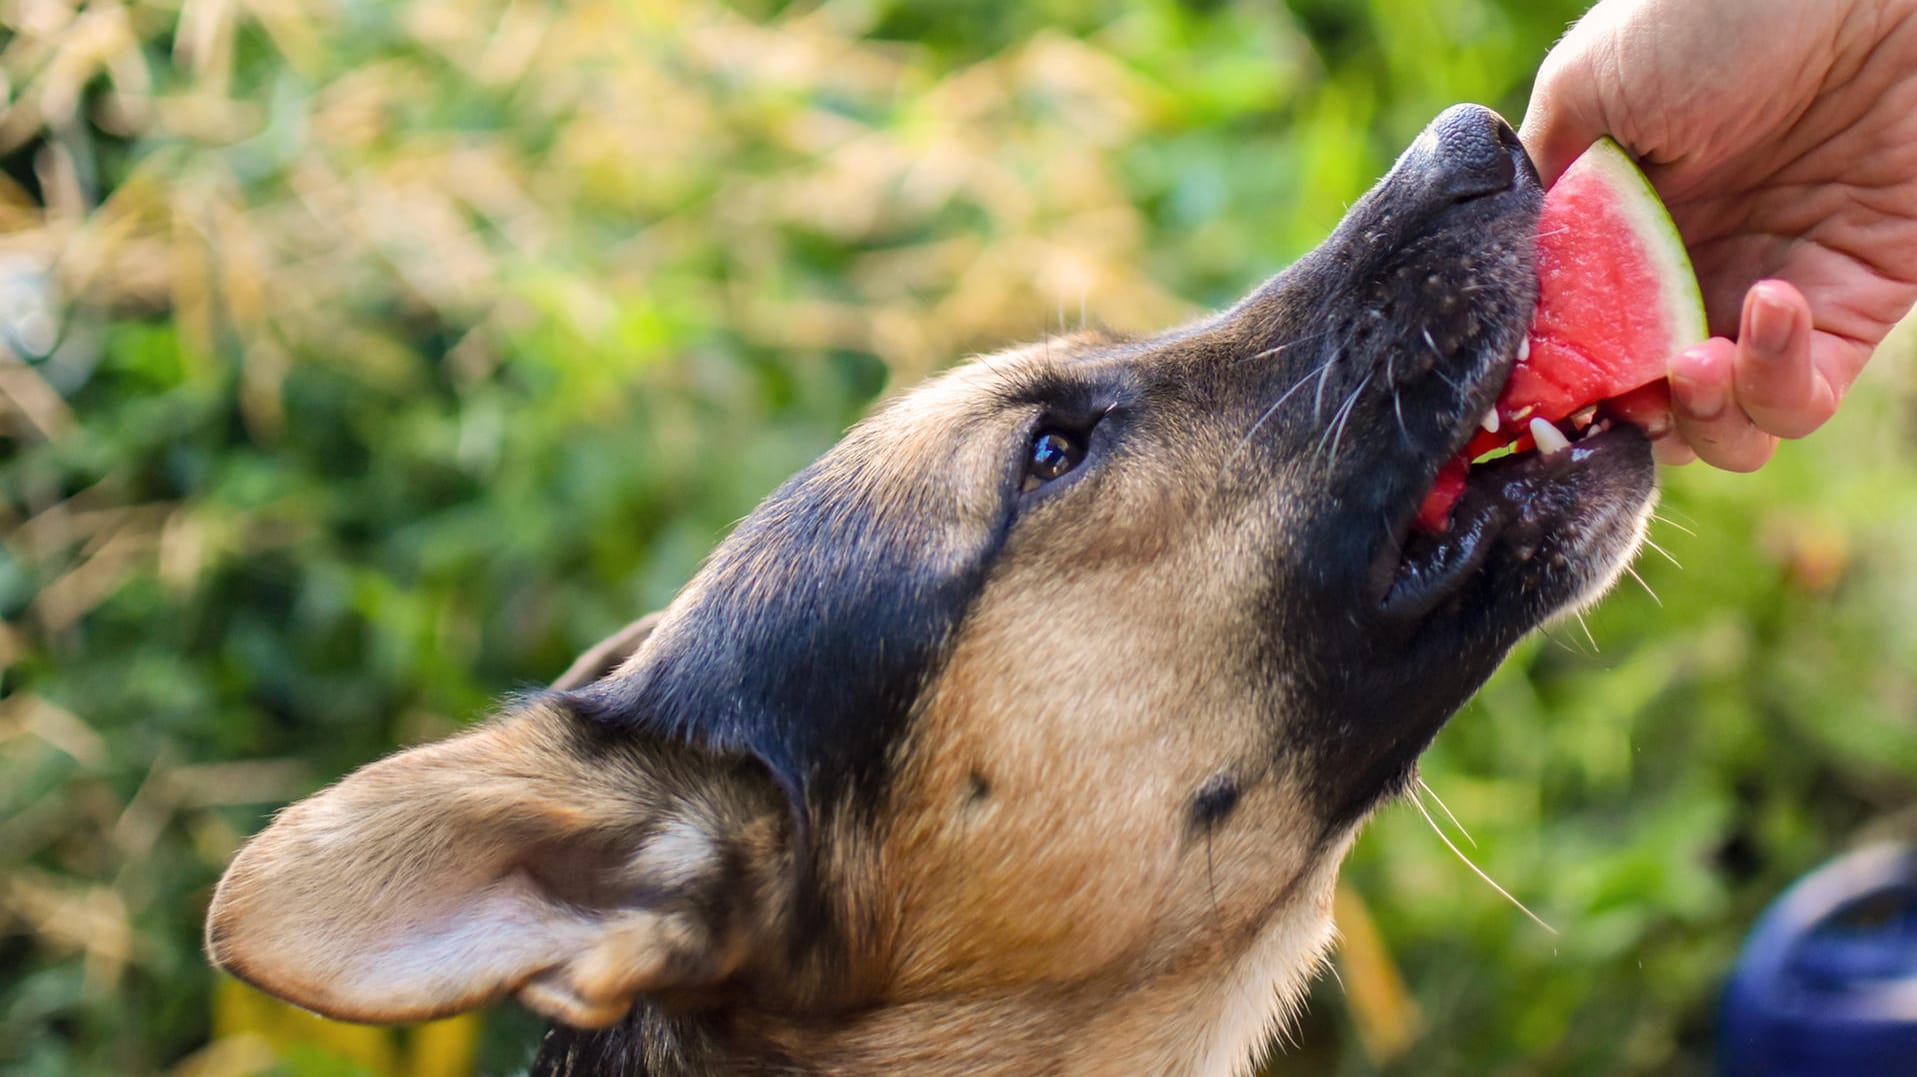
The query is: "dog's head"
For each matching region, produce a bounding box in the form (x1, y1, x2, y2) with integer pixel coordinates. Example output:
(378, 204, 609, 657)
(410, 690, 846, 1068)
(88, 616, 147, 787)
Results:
(206, 106, 1654, 1072)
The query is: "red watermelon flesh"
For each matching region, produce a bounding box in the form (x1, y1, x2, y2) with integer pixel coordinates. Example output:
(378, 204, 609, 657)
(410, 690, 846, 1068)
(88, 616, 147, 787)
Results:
(1414, 455, 1470, 532)
(1414, 137, 1707, 532)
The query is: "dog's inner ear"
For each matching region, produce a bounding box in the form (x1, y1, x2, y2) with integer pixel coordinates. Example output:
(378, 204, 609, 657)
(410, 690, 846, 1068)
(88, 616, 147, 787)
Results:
(204, 698, 789, 1028)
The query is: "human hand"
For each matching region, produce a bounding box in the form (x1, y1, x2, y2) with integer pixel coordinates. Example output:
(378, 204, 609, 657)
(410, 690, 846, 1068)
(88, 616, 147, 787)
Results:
(1521, 0, 1917, 470)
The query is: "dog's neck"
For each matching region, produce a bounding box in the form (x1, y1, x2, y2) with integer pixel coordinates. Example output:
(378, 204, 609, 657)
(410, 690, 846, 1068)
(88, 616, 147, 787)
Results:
(532, 896, 1338, 1076)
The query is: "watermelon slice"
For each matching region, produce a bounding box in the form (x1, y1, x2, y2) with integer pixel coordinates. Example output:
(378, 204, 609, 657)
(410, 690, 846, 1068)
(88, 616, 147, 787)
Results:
(1415, 137, 1707, 532)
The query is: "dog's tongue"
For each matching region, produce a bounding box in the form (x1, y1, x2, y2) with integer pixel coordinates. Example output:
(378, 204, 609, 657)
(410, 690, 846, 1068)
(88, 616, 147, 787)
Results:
(1413, 137, 1707, 533)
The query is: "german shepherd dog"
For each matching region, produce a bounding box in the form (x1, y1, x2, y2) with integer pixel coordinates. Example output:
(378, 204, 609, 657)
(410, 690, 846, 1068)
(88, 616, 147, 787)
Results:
(205, 105, 1655, 1074)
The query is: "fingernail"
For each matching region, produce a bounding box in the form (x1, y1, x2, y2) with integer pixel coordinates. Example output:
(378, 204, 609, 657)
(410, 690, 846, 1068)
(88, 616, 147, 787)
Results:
(1684, 380, 1727, 421)
(1746, 289, 1796, 358)
(1671, 348, 1727, 421)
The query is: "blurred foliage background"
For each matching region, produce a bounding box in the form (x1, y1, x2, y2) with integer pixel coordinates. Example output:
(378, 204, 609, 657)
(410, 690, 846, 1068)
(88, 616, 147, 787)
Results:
(2, 0, 1915, 1073)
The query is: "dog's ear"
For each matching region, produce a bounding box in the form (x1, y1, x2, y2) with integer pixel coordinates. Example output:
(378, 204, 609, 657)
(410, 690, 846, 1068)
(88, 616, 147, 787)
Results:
(204, 696, 788, 1028)
(553, 613, 662, 691)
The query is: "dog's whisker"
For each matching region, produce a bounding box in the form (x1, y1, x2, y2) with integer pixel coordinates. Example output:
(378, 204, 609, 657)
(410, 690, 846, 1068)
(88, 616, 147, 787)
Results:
(1621, 561, 1661, 606)
(1325, 956, 1347, 997)
(1572, 610, 1599, 653)
(1415, 777, 1476, 849)
(1312, 347, 1341, 422)
(972, 347, 1025, 400)
(1640, 534, 1681, 568)
(1317, 369, 1373, 463)
(1408, 795, 1558, 936)
(1648, 510, 1696, 537)
(1242, 342, 1293, 366)
(1537, 621, 1587, 657)
(1229, 325, 1340, 370)
(1224, 349, 1342, 471)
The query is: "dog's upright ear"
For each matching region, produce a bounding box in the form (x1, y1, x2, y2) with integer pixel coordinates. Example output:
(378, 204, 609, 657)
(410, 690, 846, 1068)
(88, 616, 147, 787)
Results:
(204, 679, 791, 1029)
(552, 613, 664, 691)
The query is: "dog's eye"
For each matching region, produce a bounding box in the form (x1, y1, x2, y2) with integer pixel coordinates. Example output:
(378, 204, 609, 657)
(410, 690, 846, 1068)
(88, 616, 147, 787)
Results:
(1022, 430, 1085, 492)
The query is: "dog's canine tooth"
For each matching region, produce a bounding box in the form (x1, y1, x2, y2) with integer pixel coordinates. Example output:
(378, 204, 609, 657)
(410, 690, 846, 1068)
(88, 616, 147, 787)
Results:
(1517, 336, 1531, 362)
(1529, 416, 1571, 456)
(1480, 408, 1500, 434)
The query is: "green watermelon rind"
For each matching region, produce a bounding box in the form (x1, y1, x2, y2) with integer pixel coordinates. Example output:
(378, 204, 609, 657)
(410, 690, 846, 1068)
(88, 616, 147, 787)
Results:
(1575, 137, 1709, 355)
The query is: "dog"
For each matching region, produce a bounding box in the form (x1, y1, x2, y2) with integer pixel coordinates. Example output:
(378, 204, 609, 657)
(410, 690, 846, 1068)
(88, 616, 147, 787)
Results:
(203, 104, 1655, 1075)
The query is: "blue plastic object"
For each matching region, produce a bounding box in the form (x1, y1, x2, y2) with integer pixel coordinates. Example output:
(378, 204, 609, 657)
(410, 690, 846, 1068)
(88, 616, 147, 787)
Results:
(1721, 843, 1917, 1076)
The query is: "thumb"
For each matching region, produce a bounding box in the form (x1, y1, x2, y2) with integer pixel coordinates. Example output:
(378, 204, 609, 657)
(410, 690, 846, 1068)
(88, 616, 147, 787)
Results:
(1519, 48, 1607, 187)
(1519, 0, 1644, 190)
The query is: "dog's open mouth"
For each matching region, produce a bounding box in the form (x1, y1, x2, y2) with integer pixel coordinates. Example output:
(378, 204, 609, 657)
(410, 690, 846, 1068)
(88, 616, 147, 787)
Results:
(1379, 420, 1648, 621)
(1370, 310, 1654, 624)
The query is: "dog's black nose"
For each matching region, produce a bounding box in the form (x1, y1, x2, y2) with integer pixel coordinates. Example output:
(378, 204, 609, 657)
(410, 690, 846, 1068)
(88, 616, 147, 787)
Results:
(1419, 104, 1532, 203)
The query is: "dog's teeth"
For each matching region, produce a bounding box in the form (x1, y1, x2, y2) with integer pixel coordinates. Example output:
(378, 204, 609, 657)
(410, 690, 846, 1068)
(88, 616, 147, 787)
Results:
(1517, 336, 1531, 362)
(1529, 416, 1570, 456)
(1480, 409, 1500, 434)
(1568, 405, 1598, 428)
